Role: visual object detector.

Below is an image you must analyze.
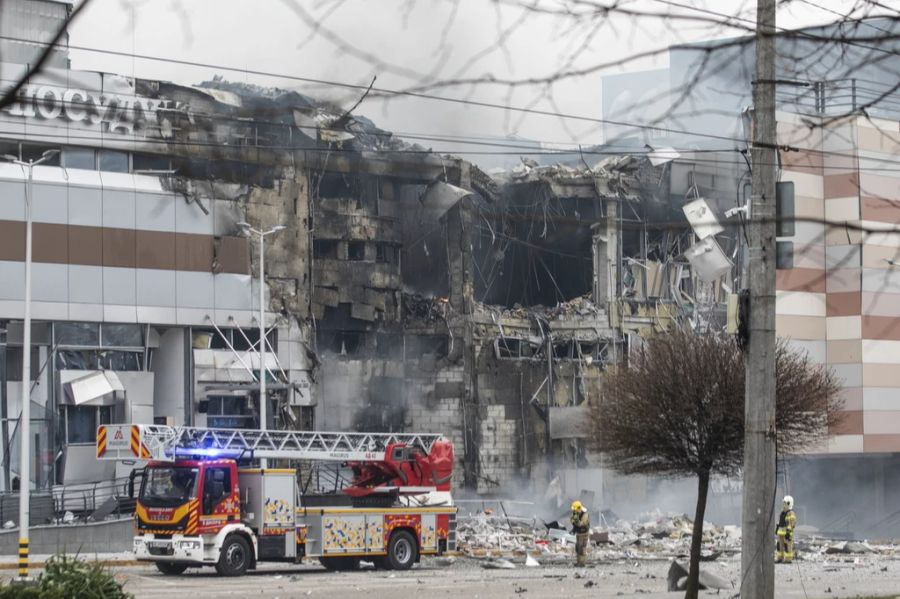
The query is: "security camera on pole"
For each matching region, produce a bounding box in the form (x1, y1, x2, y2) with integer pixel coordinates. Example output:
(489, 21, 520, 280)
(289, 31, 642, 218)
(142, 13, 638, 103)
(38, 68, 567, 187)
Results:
(2, 149, 60, 581)
(236, 222, 286, 469)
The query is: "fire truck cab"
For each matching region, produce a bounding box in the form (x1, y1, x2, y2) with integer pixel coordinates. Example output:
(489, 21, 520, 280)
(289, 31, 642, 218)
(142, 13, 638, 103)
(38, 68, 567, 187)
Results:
(100, 425, 457, 576)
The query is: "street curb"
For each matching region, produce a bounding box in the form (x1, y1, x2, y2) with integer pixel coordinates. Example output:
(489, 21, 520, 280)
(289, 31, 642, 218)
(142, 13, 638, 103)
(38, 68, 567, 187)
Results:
(0, 560, 144, 570)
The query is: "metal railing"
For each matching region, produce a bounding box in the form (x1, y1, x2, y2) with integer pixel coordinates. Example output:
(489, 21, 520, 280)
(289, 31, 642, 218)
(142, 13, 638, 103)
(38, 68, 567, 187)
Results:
(49, 476, 135, 522)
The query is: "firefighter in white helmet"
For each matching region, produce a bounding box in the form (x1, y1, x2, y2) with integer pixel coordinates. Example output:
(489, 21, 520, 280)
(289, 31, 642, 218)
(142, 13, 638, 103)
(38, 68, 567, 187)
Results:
(776, 495, 797, 563)
(570, 500, 590, 567)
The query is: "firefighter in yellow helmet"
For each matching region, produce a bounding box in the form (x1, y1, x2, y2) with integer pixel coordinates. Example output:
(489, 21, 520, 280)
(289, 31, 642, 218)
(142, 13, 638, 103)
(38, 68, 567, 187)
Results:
(776, 495, 797, 563)
(570, 500, 590, 567)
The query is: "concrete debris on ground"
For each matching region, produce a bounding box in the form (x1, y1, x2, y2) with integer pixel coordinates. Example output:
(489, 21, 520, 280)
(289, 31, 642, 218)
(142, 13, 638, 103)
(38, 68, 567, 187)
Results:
(457, 507, 900, 568)
(482, 558, 517, 570)
(666, 560, 731, 591)
(457, 508, 742, 563)
(824, 541, 876, 554)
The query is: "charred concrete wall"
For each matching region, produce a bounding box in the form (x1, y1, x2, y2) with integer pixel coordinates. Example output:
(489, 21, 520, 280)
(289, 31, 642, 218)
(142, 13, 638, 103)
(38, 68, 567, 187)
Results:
(243, 170, 311, 319)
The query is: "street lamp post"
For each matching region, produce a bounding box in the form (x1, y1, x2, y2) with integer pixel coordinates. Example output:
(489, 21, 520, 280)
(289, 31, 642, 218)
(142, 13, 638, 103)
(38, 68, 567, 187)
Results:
(237, 222, 286, 469)
(3, 149, 59, 581)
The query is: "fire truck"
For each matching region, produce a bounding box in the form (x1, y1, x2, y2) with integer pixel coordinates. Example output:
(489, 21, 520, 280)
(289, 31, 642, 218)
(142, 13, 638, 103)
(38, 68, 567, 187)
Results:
(96, 424, 457, 576)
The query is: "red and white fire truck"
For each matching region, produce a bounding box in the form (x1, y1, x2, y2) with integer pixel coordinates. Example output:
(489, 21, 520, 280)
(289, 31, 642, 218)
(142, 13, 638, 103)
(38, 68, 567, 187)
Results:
(96, 424, 457, 576)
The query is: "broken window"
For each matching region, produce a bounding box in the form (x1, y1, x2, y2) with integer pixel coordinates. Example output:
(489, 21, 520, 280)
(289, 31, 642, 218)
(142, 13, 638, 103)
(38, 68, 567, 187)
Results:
(191, 328, 275, 352)
(55, 323, 100, 347)
(375, 332, 404, 359)
(313, 173, 357, 198)
(63, 147, 95, 169)
(21, 143, 61, 166)
(494, 337, 541, 360)
(192, 328, 230, 350)
(473, 195, 595, 308)
(101, 324, 143, 347)
(313, 240, 339, 259)
(317, 330, 364, 356)
(207, 395, 256, 430)
(133, 153, 171, 172)
(376, 244, 395, 264)
(357, 175, 381, 213)
(0, 139, 20, 160)
(347, 241, 366, 261)
(553, 341, 574, 359)
(63, 405, 112, 444)
(407, 334, 449, 359)
(55, 350, 142, 371)
(5, 347, 41, 382)
(232, 328, 277, 352)
(173, 157, 210, 179)
(98, 150, 129, 173)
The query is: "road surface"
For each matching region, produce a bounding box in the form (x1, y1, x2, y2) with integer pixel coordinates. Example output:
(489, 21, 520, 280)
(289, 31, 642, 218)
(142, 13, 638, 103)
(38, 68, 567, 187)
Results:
(71, 556, 900, 599)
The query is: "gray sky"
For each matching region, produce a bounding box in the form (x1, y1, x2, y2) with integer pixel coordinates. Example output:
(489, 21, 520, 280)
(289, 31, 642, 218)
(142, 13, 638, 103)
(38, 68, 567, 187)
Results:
(66, 0, 881, 159)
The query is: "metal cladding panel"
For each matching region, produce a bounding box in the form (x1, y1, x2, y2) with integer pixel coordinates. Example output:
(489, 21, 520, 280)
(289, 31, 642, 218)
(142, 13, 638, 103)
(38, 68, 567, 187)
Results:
(101, 188, 136, 229)
(214, 273, 253, 310)
(32, 182, 68, 225)
(136, 268, 176, 307)
(103, 267, 136, 305)
(176, 271, 214, 308)
(135, 192, 176, 233)
(0, 261, 24, 300)
(32, 262, 68, 302)
(69, 265, 103, 304)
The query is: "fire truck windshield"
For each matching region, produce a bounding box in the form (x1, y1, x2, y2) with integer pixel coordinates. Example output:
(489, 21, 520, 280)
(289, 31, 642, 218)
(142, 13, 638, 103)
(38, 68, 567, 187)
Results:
(140, 466, 198, 507)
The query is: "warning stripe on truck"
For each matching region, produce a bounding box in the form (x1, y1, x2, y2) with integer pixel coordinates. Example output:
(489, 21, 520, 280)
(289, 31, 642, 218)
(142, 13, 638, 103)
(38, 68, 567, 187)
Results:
(96, 426, 107, 458)
(130, 425, 151, 459)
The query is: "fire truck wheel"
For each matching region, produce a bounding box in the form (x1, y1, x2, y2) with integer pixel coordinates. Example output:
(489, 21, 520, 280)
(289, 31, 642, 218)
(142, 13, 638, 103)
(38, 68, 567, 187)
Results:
(215, 535, 251, 577)
(155, 562, 188, 576)
(387, 531, 418, 571)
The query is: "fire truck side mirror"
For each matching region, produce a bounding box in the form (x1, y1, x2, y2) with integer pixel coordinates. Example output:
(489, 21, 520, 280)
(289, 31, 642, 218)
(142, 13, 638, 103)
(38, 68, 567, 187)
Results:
(127, 468, 144, 499)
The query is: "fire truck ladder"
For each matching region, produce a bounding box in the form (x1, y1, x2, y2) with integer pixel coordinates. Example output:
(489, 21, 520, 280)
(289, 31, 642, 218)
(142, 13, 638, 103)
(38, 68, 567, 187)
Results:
(97, 424, 447, 463)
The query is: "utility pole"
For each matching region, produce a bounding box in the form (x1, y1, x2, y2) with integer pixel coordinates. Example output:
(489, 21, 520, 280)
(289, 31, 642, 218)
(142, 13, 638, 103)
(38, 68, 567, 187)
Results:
(741, 0, 777, 597)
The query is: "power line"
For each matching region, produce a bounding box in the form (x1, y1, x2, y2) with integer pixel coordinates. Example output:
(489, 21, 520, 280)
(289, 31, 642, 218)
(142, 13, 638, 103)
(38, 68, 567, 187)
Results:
(0, 34, 795, 149)
(651, 0, 899, 56)
(8, 127, 900, 173)
(0, 30, 894, 170)
(3, 74, 897, 165)
(4, 34, 897, 169)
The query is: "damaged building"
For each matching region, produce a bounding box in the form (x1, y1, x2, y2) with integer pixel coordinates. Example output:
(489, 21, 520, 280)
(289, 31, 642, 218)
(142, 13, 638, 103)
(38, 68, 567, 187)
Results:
(0, 20, 722, 499)
(0, 1, 740, 502)
(11, 3, 900, 545)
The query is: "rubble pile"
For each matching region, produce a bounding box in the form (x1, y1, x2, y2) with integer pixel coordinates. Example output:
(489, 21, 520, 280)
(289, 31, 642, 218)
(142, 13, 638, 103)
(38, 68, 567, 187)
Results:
(457, 508, 742, 562)
(403, 293, 452, 323)
(456, 507, 900, 570)
(477, 293, 604, 321)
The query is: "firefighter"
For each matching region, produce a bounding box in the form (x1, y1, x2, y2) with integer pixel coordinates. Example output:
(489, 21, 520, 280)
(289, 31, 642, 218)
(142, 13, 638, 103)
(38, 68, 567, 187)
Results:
(776, 495, 797, 563)
(570, 500, 590, 567)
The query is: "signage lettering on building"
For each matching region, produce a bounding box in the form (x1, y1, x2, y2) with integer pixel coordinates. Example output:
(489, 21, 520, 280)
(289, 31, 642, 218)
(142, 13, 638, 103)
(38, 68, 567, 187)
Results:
(4, 85, 183, 136)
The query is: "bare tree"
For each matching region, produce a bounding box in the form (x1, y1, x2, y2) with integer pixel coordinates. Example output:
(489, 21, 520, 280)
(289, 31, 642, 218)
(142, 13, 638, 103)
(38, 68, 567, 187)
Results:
(591, 328, 843, 599)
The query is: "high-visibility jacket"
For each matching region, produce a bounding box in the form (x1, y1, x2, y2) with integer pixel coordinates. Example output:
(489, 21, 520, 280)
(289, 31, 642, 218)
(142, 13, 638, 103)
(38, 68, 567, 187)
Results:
(571, 510, 590, 534)
(777, 509, 796, 537)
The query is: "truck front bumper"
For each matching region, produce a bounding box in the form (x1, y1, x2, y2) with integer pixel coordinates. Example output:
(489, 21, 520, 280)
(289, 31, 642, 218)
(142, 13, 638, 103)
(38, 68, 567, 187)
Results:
(133, 535, 217, 564)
